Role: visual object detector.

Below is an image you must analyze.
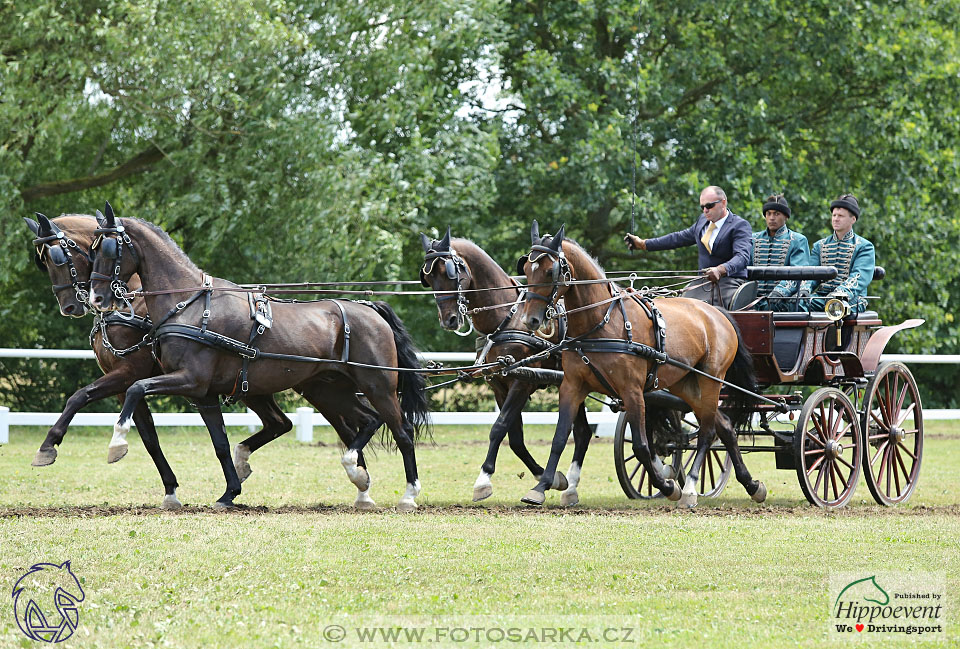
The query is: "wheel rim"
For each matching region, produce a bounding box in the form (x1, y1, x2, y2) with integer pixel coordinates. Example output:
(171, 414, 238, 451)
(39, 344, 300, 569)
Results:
(795, 388, 862, 508)
(862, 363, 923, 505)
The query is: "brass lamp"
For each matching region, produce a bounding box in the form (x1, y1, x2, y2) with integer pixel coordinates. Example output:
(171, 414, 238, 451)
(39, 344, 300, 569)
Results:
(824, 298, 850, 346)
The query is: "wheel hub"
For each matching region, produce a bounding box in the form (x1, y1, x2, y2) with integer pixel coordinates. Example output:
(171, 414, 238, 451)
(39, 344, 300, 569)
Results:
(890, 427, 905, 443)
(824, 439, 844, 460)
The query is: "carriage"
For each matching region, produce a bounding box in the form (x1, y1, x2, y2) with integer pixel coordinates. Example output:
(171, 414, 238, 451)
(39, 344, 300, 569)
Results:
(613, 265, 924, 509)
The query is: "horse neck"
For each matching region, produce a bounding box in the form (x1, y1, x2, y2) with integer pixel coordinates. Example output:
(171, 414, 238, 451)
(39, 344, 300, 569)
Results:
(454, 239, 521, 333)
(561, 245, 615, 336)
(124, 220, 207, 316)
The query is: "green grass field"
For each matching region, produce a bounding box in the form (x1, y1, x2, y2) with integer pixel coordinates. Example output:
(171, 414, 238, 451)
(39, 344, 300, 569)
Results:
(2, 421, 958, 648)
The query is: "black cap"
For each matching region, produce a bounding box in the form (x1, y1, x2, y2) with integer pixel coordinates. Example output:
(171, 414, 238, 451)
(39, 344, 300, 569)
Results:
(761, 195, 791, 218)
(830, 194, 860, 218)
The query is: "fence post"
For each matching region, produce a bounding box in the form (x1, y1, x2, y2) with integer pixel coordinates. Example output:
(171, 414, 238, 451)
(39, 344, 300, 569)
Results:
(247, 408, 257, 433)
(295, 407, 313, 443)
(0, 406, 9, 444)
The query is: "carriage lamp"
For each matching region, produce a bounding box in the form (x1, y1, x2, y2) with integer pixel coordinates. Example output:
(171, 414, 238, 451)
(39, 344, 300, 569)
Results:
(824, 298, 851, 346)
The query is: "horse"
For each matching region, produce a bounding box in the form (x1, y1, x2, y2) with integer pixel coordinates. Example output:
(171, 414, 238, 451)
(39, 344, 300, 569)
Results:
(419, 228, 585, 503)
(86, 205, 429, 510)
(26, 212, 396, 509)
(516, 222, 766, 508)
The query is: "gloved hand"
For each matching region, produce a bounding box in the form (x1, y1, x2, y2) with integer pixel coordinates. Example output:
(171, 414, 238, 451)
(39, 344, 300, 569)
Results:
(703, 265, 726, 283)
(797, 288, 811, 299)
(766, 289, 784, 301)
(623, 234, 646, 251)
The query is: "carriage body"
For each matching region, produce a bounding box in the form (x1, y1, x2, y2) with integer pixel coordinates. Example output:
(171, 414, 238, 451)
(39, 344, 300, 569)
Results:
(614, 265, 925, 509)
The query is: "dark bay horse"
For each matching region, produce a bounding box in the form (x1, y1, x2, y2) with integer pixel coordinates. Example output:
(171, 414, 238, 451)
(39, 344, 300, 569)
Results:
(87, 208, 429, 510)
(25, 212, 388, 509)
(517, 223, 766, 508)
(419, 228, 589, 502)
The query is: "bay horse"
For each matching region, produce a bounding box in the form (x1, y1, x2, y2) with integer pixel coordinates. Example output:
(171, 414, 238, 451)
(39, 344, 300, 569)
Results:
(87, 206, 429, 510)
(25, 212, 388, 509)
(516, 222, 766, 508)
(419, 228, 585, 502)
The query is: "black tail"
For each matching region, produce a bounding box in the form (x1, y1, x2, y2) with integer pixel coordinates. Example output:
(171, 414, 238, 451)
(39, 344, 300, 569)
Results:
(719, 309, 758, 431)
(368, 301, 431, 441)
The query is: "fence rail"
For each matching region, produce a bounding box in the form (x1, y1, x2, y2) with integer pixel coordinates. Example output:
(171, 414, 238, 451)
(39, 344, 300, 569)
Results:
(2, 349, 957, 445)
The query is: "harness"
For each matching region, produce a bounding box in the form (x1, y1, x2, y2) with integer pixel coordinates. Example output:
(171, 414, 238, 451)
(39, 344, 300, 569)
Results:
(32, 229, 91, 304)
(420, 247, 474, 336)
(89, 311, 153, 358)
(90, 217, 141, 315)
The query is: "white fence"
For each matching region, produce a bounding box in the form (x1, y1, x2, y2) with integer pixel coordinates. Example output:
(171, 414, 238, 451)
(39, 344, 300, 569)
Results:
(1, 349, 958, 445)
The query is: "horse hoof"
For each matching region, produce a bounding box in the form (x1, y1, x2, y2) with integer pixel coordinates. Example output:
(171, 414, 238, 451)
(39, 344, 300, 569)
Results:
(679, 489, 698, 509)
(350, 467, 371, 492)
(473, 484, 493, 502)
(665, 480, 682, 502)
(233, 444, 252, 482)
(751, 481, 767, 503)
(354, 497, 378, 511)
(521, 489, 546, 506)
(107, 442, 128, 464)
(211, 500, 235, 511)
(560, 489, 579, 507)
(161, 494, 183, 511)
(32, 448, 58, 467)
(552, 471, 569, 492)
(396, 500, 418, 513)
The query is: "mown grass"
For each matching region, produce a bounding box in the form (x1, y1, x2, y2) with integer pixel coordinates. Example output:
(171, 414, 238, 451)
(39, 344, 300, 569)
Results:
(1, 421, 958, 648)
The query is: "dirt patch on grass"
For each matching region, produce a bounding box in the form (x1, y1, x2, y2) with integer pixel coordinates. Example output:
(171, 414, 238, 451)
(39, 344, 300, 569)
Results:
(4, 502, 960, 519)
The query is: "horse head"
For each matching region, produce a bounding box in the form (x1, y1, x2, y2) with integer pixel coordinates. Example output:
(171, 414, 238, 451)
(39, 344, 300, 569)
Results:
(12, 561, 85, 642)
(24, 213, 97, 317)
(418, 226, 473, 332)
(89, 200, 140, 313)
(517, 221, 569, 331)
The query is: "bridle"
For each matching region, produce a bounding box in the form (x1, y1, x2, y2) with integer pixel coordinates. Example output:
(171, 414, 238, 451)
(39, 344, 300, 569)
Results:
(516, 242, 573, 323)
(32, 230, 92, 305)
(420, 248, 474, 337)
(90, 216, 140, 318)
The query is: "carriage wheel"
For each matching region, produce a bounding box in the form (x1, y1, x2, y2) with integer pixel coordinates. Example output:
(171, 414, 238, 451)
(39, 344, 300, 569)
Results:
(679, 418, 733, 498)
(861, 362, 923, 506)
(614, 410, 683, 499)
(794, 388, 862, 508)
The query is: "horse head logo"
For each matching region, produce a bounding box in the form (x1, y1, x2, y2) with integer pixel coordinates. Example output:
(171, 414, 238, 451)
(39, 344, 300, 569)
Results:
(834, 575, 890, 612)
(12, 561, 85, 643)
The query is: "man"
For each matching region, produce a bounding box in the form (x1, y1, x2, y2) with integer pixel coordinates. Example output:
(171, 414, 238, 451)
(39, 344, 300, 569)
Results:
(798, 193, 875, 314)
(624, 185, 752, 308)
(751, 194, 810, 310)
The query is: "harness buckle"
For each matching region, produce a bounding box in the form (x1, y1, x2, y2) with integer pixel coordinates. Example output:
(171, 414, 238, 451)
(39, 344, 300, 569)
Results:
(257, 325, 265, 336)
(240, 380, 249, 393)
(624, 321, 632, 331)
(202, 309, 211, 320)
(176, 301, 187, 311)
(581, 354, 591, 365)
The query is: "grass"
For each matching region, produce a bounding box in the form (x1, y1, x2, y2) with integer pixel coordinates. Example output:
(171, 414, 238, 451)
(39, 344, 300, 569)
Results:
(1, 421, 959, 648)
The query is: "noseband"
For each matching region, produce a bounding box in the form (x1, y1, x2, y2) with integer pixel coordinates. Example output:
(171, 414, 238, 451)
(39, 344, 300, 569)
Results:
(421, 249, 474, 337)
(32, 231, 92, 304)
(91, 218, 141, 317)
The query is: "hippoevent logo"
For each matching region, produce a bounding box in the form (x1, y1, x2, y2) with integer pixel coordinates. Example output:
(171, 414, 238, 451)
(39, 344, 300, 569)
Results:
(11, 561, 85, 643)
(830, 573, 945, 640)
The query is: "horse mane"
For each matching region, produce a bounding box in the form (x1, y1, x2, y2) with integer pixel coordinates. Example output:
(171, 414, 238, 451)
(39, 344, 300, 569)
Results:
(450, 238, 510, 276)
(555, 235, 608, 280)
(128, 217, 204, 275)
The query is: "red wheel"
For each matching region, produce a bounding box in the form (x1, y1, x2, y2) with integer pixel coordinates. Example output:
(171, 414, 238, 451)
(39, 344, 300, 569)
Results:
(861, 362, 923, 505)
(614, 410, 683, 499)
(794, 388, 862, 508)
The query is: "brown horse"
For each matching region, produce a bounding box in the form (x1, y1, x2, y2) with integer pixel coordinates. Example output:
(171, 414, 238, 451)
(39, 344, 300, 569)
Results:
(419, 228, 583, 502)
(87, 207, 429, 510)
(516, 222, 766, 507)
(25, 212, 388, 509)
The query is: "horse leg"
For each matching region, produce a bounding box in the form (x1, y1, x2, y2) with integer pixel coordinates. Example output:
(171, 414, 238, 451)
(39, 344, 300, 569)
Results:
(625, 394, 681, 502)
(715, 411, 766, 503)
(233, 394, 293, 482)
(116, 371, 241, 508)
(678, 415, 711, 509)
(520, 380, 586, 506)
(33, 365, 141, 466)
(338, 415, 383, 510)
(560, 403, 591, 507)
(130, 400, 182, 510)
(362, 387, 420, 512)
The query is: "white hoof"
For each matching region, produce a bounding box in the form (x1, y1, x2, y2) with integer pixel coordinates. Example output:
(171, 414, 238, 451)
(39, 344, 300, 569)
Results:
(107, 442, 129, 464)
(341, 450, 370, 491)
(108, 420, 131, 464)
(560, 489, 579, 507)
(397, 480, 421, 513)
(161, 492, 183, 511)
(211, 501, 235, 511)
(354, 490, 377, 510)
(679, 487, 698, 509)
(751, 481, 768, 503)
(473, 472, 493, 502)
(665, 480, 682, 502)
(234, 444, 252, 482)
(552, 471, 568, 491)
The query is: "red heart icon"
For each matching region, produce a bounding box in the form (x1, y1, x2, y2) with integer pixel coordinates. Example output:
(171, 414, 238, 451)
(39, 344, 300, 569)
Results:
(856, 624, 864, 632)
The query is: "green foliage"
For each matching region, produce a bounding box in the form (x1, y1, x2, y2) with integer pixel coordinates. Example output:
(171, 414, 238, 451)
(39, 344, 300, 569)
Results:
(1, 0, 958, 409)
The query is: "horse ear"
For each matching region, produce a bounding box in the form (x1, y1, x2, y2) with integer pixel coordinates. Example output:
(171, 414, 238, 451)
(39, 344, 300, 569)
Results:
(95, 209, 105, 225)
(531, 220, 540, 243)
(103, 200, 115, 226)
(36, 213, 58, 236)
(550, 224, 565, 251)
(419, 233, 432, 252)
(439, 226, 451, 251)
(24, 216, 40, 236)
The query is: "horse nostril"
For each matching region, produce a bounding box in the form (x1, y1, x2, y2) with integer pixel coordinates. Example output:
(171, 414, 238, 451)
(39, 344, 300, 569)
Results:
(63, 304, 75, 315)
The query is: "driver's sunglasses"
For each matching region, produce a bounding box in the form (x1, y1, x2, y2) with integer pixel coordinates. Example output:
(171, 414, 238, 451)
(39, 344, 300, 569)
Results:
(700, 199, 722, 211)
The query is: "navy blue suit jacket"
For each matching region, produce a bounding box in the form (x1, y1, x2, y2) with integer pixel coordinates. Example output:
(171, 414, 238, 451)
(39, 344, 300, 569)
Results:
(644, 211, 753, 278)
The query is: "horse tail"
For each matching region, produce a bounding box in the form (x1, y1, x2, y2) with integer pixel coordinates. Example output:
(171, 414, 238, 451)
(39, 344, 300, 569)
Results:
(368, 301, 431, 441)
(719, 309, 758, 431)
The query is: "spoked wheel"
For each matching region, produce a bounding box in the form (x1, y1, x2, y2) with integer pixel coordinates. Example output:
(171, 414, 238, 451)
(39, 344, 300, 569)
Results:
(678, 413, 732, 498)
(794, 388, 862, 508)
(614, 410, 683, 499)
(861, 362, 923, 505)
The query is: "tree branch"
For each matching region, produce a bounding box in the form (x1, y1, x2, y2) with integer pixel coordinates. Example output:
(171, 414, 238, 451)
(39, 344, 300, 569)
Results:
(20, 145, 166, 202)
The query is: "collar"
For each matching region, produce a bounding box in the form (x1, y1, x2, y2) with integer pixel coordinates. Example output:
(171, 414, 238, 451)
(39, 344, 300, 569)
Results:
(762, 224, 789, 238)
(710, 212, 730, 230)
(830, 229, 856, 243)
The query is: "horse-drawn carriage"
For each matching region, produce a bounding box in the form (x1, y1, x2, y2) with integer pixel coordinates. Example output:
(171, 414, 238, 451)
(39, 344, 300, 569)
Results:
(613, 265, 924, 509)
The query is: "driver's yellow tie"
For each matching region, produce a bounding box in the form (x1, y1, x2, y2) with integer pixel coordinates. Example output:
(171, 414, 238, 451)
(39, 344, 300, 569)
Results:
(701, 222, 717, 253)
